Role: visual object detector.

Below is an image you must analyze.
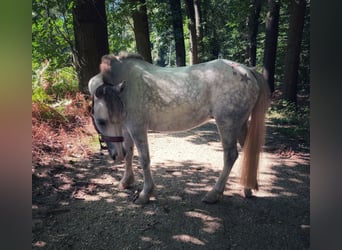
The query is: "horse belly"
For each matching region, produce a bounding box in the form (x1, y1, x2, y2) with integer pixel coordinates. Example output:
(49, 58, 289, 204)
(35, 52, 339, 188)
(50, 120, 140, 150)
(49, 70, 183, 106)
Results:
(148, 104, 211, 132)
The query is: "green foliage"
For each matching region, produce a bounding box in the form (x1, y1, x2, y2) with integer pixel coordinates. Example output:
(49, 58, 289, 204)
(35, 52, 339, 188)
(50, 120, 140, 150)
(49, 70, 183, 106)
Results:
(267, 98, 309, 141)
(106, 1, 136, 54)
(273, 1, 291, 87)
(267, 98, 309, 147)
(267, 99, 309, 129)
(148, 0, 174, 66)
(32, 86, 53, 103)
(46, 67, 78, 99)
(298, 1, 310, 93)
(32, 0, 74, 70)
(32, 0, 78, 104)
(32, 0, 310, 110)
(220, 0, 250, 63)
(32, 60, 78, 103)
(32, 60, 53, 103)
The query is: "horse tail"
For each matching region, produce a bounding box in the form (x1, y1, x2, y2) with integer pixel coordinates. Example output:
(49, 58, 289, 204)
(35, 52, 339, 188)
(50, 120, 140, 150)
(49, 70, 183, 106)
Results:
(240, 69, 270, 190)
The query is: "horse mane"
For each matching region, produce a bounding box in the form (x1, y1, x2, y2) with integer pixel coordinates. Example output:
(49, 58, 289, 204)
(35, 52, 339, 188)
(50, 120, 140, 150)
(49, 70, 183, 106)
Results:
(100, 52, 144, 86)
(94, 83, 124, 119)
(117, 51, 144, 61)
(101, 52, 144, 63)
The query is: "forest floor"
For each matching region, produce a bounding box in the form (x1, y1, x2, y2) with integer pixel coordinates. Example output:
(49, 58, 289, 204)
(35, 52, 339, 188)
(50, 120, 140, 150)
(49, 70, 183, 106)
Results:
(32, 111, 310, 249)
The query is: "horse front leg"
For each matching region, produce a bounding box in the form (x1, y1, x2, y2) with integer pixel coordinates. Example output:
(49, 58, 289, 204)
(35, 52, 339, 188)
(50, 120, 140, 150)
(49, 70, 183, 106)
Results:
(118, 129, 135, 190)
(131, 131, 154, 204)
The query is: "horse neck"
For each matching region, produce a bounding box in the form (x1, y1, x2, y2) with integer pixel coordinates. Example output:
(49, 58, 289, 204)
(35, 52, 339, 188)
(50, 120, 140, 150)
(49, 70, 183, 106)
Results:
(120, 59, 151, 81)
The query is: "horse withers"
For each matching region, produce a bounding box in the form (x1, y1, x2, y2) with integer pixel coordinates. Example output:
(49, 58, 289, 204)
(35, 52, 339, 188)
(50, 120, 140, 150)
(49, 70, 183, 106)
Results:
(89, 52, 270, 204)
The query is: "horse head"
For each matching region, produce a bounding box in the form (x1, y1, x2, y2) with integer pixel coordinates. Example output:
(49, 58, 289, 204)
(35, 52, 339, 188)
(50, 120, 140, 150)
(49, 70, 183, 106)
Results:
(92, 81, 127, 162)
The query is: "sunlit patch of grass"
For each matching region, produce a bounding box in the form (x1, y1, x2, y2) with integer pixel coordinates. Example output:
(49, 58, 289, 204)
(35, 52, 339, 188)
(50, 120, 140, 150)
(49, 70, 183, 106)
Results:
(266, 99, 310, 143)
(267, 100, 309, 127)
(87, 135, 102, 151)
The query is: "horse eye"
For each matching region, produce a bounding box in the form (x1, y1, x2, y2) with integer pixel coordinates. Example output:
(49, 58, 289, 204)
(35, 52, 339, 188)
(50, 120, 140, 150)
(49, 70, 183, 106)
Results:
(97, 119, 106, 126)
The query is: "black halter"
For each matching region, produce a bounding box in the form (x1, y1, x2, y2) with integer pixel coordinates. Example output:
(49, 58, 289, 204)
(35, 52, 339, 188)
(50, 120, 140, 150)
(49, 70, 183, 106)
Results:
(91, 95, 124, 151)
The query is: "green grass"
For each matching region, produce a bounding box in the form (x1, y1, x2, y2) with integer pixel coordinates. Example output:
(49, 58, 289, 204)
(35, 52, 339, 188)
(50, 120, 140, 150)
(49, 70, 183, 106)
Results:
(267, 99, 310, 140)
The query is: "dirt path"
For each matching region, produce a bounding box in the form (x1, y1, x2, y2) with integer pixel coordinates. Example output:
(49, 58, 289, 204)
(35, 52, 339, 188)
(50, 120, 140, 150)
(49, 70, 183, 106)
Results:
(32, 120, 310, 249)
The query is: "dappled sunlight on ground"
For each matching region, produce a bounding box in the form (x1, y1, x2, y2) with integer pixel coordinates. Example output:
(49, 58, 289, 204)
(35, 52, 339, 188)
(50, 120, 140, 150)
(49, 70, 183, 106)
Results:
(185, 210, 222, 234)
(172, 234, 206, 246)
(32, 120, 310, 249)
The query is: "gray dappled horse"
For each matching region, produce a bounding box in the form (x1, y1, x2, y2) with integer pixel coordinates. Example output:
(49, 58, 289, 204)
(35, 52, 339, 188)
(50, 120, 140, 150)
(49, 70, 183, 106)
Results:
(89, 52, 269, 205)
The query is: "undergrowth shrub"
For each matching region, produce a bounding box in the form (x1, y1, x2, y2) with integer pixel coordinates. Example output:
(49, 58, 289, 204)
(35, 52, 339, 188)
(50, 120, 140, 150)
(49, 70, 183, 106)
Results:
(32, 60, 78, 103)
(267, 97, 310, 130)
(45, 67, 78, 100)
(32, 92, 96, 165)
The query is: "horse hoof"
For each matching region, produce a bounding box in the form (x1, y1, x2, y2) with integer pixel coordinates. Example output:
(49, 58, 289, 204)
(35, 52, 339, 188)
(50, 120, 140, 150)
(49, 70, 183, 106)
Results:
(118, 182, 131, 190)
(133, 190, 150, 205)
(118, 176, 135, 190)
(202, 189, 222, 204)
(134, 196, 149, 205)
(243, 188, 253, 198)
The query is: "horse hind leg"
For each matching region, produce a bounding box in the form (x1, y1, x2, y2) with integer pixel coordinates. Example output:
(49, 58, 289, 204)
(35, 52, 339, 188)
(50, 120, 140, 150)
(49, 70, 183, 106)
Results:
(202, 120, 239, 204)
(238, 120, 248, 148)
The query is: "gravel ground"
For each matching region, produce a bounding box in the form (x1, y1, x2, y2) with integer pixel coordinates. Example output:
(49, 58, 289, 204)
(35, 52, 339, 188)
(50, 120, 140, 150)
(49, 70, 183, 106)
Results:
(32, 120, 310, 249)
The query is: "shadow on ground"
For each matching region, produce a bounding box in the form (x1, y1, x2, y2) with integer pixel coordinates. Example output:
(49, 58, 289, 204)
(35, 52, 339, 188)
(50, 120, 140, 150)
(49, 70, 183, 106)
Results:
(165, 121, 221, 145)
(32, 121, 310, 249)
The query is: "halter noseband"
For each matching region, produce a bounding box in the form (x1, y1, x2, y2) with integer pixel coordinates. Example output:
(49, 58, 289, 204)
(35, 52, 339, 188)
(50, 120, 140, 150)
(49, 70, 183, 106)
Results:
(100, 134, 124, 143)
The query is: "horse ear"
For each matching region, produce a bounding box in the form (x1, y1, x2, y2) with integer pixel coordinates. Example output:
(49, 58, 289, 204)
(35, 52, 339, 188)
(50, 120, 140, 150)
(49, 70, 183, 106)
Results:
(101, 59, 113, 84)
(115, 81, 126, 93)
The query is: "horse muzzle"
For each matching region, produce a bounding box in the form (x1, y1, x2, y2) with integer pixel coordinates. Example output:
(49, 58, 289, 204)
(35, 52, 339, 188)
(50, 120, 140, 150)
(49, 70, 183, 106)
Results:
(111, 146, 127, 162)
(100, 135, 126, 162)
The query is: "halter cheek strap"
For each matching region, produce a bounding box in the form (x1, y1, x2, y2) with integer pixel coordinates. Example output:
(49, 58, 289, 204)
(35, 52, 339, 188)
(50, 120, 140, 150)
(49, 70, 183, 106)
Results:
(91, 95, 124, 150)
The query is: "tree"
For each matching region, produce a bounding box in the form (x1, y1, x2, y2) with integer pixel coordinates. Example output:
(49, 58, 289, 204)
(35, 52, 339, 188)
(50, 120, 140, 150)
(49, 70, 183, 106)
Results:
(32, 0, 75, 69)
(72, 0, 109, 93)
(169, 0, 186, 66)
(32, 0, 310, 99)
(246, 0, 262, 67)
(283, 0, 307, 103)
(193, 0, 203, 61)
(262, 0, 280, 93)
(200, 1, 250, 62)
(147, 0, 172, 66)
(106, 1, 136, 53)
(184, 0, 197, 64)
(130, 0, 153, 63)
(200, 0, 221, 60)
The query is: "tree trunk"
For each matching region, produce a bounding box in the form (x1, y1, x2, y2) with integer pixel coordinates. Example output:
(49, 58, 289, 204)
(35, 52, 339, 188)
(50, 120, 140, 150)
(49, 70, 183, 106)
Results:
(194, 0, 203, 62)
(72, 0, 109, 93)
(169, 0, 186, 66)
(209, 29, 220, 60)
(246, 0, 262, 67)
(283, 0, 307, 103)
(184, 0, 198, 65)
(131, 0, 152, 63)
(262, 0, 280, 93)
